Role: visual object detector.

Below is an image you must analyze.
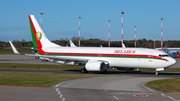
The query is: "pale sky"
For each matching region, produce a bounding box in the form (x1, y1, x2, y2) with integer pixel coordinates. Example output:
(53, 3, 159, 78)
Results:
(0, 0, 180, 42)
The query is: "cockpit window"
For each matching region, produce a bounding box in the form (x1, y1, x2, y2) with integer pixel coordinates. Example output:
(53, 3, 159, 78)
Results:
(159, 54, 169, 57)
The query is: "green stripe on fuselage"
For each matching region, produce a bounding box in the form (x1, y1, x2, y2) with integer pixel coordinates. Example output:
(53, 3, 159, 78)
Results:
(29, 19, 38, 50)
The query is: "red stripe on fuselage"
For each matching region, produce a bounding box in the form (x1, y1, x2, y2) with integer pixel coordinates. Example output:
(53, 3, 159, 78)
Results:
(38, 51, 168, 61)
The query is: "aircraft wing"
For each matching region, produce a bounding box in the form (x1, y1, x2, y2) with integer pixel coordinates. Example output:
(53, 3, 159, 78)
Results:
(9, 41, 87, 62)
(9, 41, 105, 64)
(25, 54, 88, 62)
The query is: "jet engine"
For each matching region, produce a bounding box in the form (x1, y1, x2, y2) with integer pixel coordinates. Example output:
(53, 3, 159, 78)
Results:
(85, 61, 106, 71)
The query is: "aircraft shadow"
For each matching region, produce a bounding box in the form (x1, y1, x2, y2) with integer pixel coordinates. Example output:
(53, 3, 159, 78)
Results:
(64, 70, 180, 76)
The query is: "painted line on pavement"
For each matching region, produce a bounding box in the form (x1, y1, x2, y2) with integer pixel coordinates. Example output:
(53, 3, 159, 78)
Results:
(142, 83, 179, 101)
(113, 95, 119, 100)
(161, 93, 180, 101)
(142, 84, 155, 92)
(54, 81, 71, 101)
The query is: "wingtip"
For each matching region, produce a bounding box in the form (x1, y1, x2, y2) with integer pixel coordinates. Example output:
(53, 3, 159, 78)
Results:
(9, 41, 20, 54)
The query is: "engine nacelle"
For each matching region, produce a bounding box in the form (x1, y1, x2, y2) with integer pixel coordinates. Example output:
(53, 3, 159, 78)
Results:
(85, 61, 106, 71)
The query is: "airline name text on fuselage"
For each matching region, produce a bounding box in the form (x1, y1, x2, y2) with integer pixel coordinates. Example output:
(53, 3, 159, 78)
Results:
(114, 50, 136, 54)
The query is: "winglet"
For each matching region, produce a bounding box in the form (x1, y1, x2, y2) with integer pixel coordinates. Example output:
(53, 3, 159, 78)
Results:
(9, 41, 20, 54)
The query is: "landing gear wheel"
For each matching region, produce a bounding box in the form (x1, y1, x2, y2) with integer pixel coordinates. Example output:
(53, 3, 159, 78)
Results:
(81, 68, 88, 73)
(81, 68, 85, 73)
(155, 72, 159, 75)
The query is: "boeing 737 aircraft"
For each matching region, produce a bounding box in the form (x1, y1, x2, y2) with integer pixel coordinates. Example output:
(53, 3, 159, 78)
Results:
(9, 15, 176, 75)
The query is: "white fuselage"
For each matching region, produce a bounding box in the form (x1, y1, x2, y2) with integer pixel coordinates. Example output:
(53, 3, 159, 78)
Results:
(40, 47, 176, 69)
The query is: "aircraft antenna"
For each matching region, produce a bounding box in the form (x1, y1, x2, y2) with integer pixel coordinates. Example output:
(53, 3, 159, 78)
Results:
(40, 12, 44, 29)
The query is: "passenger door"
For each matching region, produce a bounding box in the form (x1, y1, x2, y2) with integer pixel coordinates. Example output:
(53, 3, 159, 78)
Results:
(148, 52, 153, 62)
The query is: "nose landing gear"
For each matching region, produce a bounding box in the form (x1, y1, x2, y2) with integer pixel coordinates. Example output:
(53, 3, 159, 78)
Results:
(155, 72, 159, 75)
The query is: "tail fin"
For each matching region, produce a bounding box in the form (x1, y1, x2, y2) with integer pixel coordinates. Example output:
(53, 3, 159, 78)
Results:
(28, 15, 60, 50)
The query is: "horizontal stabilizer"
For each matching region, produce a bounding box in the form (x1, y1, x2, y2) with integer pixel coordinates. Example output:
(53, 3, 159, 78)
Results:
(17, 47, 38, 51)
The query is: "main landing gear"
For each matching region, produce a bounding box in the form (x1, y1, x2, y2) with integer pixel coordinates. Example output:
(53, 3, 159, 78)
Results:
(155, 72, 159, 75)
(81, 67, 88, 73)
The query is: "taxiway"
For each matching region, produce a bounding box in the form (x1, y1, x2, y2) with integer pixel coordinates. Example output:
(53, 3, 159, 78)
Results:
(0, 54, 180, 101)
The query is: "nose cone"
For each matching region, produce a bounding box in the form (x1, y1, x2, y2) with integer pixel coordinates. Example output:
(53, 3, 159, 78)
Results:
(168, 57, 176, 67)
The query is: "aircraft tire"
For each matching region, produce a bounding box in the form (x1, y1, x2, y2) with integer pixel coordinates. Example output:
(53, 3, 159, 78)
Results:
(81, 68, 88, 73)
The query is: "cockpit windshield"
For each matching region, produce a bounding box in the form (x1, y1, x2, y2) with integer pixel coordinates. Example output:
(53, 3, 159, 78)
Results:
(159, 54, 169, 57)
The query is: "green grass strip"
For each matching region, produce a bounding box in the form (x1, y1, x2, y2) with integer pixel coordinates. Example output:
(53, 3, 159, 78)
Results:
(0, 63, 81, 70)
(0, 63, 180, 72)
(146, 78, 180, 93)
(0, 48, 32, 54)
(0, 72, 101, 87)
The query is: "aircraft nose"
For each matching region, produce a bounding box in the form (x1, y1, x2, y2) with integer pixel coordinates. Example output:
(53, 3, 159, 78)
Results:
(169, 57, 176, 66)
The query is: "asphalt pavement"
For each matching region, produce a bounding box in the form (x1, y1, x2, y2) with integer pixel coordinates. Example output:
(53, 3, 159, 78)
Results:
(0, 54, 180, 101)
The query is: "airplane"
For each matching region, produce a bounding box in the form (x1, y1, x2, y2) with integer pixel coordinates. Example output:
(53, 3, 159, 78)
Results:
(9, 15, 176, 75)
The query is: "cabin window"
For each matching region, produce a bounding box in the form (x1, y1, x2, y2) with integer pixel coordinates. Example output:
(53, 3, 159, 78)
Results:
(159, 54, 169, 57)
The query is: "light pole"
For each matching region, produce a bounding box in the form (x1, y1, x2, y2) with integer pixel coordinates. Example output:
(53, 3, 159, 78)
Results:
(161, 18, 163, 51)
(40, 12, 44, 29)
(108, 20, 111, 47)
(135, 25, 136, 48)
(121, 10, 124, 47)
(154, 37, 155, 49)
(78, 17, 81, 47)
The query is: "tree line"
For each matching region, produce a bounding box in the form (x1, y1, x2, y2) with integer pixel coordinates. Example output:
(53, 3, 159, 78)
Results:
(1, 37, 180, 48)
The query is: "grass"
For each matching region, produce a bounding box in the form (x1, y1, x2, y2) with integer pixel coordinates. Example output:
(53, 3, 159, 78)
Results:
(146, 78, 180, 93)
(0, 63, 180, 72)
(0, 63, 81, 70)
(106, 68, 180, 72)
(0, 72, 101, 87)
(133, 68, 180, 72)
(0, 47, 32, 54)
(0, 63, 180, 91)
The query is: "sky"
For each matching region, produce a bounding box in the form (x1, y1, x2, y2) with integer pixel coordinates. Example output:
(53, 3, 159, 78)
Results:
(0, 0, 180, 42)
